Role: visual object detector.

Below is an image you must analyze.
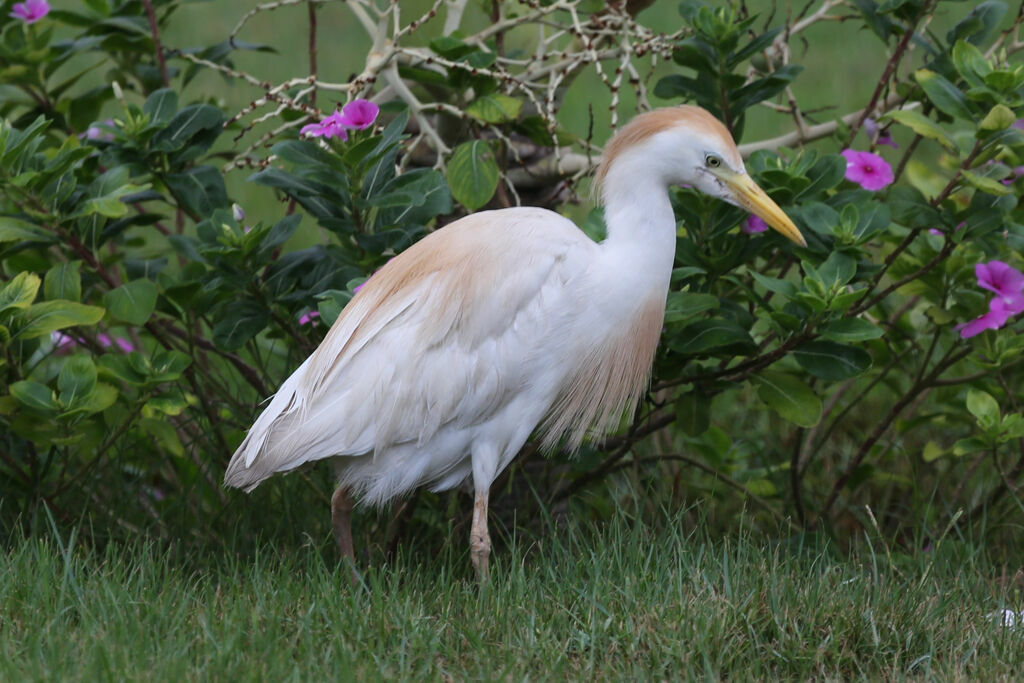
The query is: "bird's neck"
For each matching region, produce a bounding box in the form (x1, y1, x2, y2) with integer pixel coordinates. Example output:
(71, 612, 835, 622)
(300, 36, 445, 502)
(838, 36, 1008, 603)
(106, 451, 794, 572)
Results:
(598, 163, 677, 296)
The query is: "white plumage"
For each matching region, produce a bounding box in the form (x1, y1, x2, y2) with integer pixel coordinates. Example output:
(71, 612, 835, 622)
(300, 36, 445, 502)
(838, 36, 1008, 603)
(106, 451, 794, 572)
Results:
(224, 106, 805, 577)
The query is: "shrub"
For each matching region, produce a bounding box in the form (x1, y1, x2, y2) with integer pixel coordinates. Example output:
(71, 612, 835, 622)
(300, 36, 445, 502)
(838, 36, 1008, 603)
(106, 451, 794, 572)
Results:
(1, 0, 1022, 551)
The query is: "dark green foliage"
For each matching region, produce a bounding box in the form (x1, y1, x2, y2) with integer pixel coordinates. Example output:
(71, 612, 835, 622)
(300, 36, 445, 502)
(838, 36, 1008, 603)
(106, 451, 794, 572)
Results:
(0, 0, 1023, 564)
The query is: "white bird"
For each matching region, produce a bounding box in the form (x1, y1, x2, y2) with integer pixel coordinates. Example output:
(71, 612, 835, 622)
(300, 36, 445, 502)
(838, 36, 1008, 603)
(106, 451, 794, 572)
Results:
(224, 106, 805, 577)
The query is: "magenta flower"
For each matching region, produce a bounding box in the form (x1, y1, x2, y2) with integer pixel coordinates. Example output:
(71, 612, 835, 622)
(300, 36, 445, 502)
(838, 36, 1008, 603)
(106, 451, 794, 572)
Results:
(958, 260, 1024, 339)
(300, 99, 379, 140)
(300, 111, 349, 140)
(743, 215, 768, 234)
(958, 297, 1023, 338)
(10, 0, 49, 23)
(841, 149, 894, 191)
(976, 261, 1024, 302)
(51, 331, 134, 353)
(81, 119, 115, 142)
(341, 99, 379, 129)
(298, 310, 320, 326)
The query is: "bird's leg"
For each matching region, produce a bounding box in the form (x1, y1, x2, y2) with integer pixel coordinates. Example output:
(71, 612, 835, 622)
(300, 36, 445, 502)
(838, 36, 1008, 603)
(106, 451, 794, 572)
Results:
(331, 485, 355, 563)
(470, 487, 491, 580)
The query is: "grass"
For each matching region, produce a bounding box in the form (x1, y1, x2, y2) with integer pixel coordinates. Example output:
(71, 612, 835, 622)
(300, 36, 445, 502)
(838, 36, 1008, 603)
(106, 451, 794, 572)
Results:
(3, 509, 1023, 680)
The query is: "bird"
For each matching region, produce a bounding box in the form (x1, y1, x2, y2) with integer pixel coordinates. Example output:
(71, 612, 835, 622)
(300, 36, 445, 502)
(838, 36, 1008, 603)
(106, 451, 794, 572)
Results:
(224, 105, 806, 578)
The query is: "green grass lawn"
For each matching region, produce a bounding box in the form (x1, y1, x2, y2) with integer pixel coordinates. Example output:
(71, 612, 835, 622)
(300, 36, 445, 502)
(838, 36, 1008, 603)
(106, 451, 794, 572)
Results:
(3, 510, 1023, 680)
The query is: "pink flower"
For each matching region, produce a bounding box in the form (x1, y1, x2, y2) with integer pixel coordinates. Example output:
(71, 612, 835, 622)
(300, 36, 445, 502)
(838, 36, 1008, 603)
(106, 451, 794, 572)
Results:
(298, 310, 320, 325)
(300, 112, 349, 140)
(958, 297, 1022, 338)
(958, 260, 1024, 339)
(299, 99, 379, 140)
(976, 261, 1024, 302)
(10, 0, 48, 23)
(97, 333, 135, 353)
(340, 99, 379, 129)
(82, 119, 115, 142)
(841, 149, 894, 191)
(743, 215, 768, 234)
(50, 331, 134, 353)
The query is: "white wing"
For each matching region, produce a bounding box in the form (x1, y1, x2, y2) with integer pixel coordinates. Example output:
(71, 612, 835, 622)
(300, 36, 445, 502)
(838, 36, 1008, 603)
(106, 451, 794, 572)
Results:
(223, 207, 596, 493)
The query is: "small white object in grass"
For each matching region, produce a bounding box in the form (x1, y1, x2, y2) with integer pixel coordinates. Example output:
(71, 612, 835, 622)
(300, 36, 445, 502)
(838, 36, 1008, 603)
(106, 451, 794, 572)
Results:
(988, 609, 1024, 629)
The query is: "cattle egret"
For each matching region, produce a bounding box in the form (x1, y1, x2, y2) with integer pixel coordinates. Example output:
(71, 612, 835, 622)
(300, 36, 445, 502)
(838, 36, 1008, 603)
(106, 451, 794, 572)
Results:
(224, 105, 805, 578)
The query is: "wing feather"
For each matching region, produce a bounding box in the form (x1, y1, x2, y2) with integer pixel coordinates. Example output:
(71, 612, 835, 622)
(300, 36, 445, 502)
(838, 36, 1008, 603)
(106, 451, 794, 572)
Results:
(224, 208, 593, 492)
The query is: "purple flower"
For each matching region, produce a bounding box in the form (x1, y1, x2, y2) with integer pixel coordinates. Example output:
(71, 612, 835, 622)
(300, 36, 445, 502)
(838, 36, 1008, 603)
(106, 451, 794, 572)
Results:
(928, 228, 943, 236)
(841, 149, 894, 191)
(743, 215, 768, 234)
(299, 99, 379, 140)
(232, 203, 246, 222)
(958, 260, 1024, 339)
(298, 310, 320, 326)
(340, 99, 379, 129)
(957, 297, 1022, 339)
(50, 331, 134, 353)
(300, 111, 349, 140)
(82, 119, 115, 142)
(97, 333, 135, 353)
(1013, 119, 1024, 131)
(976, 261, 1024, 302)
(10, 0, 49, 23)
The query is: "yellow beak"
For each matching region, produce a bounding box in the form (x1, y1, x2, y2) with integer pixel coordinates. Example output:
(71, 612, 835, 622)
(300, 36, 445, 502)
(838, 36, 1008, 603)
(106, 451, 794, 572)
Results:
(721, 172, 806, 247)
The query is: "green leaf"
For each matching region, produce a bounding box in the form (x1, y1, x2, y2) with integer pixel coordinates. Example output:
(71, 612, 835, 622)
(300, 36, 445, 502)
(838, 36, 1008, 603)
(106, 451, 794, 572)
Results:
(143, 88, 178, 124)
(749, 271, 797, 298)
(881, 110, 958, 154)
(466, 94, 523, 123)
(9, 381, 60, 413)
(951, 40, 991, 90)
(139, 418, 184, 457)
(149, 350, 192, 383)
(44, 262, 81, 302)
(98, 354, 148, 385)
(966, 389, 1000, 429)
(675, 390, 711, 436)
(78, 383, 117, 415)
(165, 165, 228, 217)
(446, 140, 499, 211)
(794, 341, 871, 381)
(953, 437, 988, 456)
(817, 252, 856, 290)
(103, 279, 157, 325)
(961, 169, 1013, 196)
(979, 104, 1016, 131)
(13, 301, 105, 339)
(664, 292, 718, 324)
(0, 272, 41, 315)
(0, 216, 52, 243)
(672, 318, 754, 355)
(914, 69, 973, 120)
(212, 300, 269, 351)
(922, 441, 945, 462)
(58, 355, 97, 407)
(819, 318, 883, 342)
(151, 104, 225, 152)
(753, 371, 821, 427)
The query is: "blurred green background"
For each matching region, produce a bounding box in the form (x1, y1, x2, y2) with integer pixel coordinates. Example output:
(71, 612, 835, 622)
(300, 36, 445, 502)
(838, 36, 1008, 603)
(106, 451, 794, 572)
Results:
(147, 0, 952, 224)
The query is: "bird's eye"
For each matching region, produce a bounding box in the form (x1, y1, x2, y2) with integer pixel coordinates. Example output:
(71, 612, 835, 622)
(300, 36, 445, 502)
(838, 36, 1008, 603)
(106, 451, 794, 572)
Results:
(705, 154, 722, 168)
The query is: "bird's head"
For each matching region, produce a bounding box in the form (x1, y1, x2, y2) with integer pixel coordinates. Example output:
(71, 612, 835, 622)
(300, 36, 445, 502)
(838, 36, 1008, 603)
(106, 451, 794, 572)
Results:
(597, 106, 806, 247)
